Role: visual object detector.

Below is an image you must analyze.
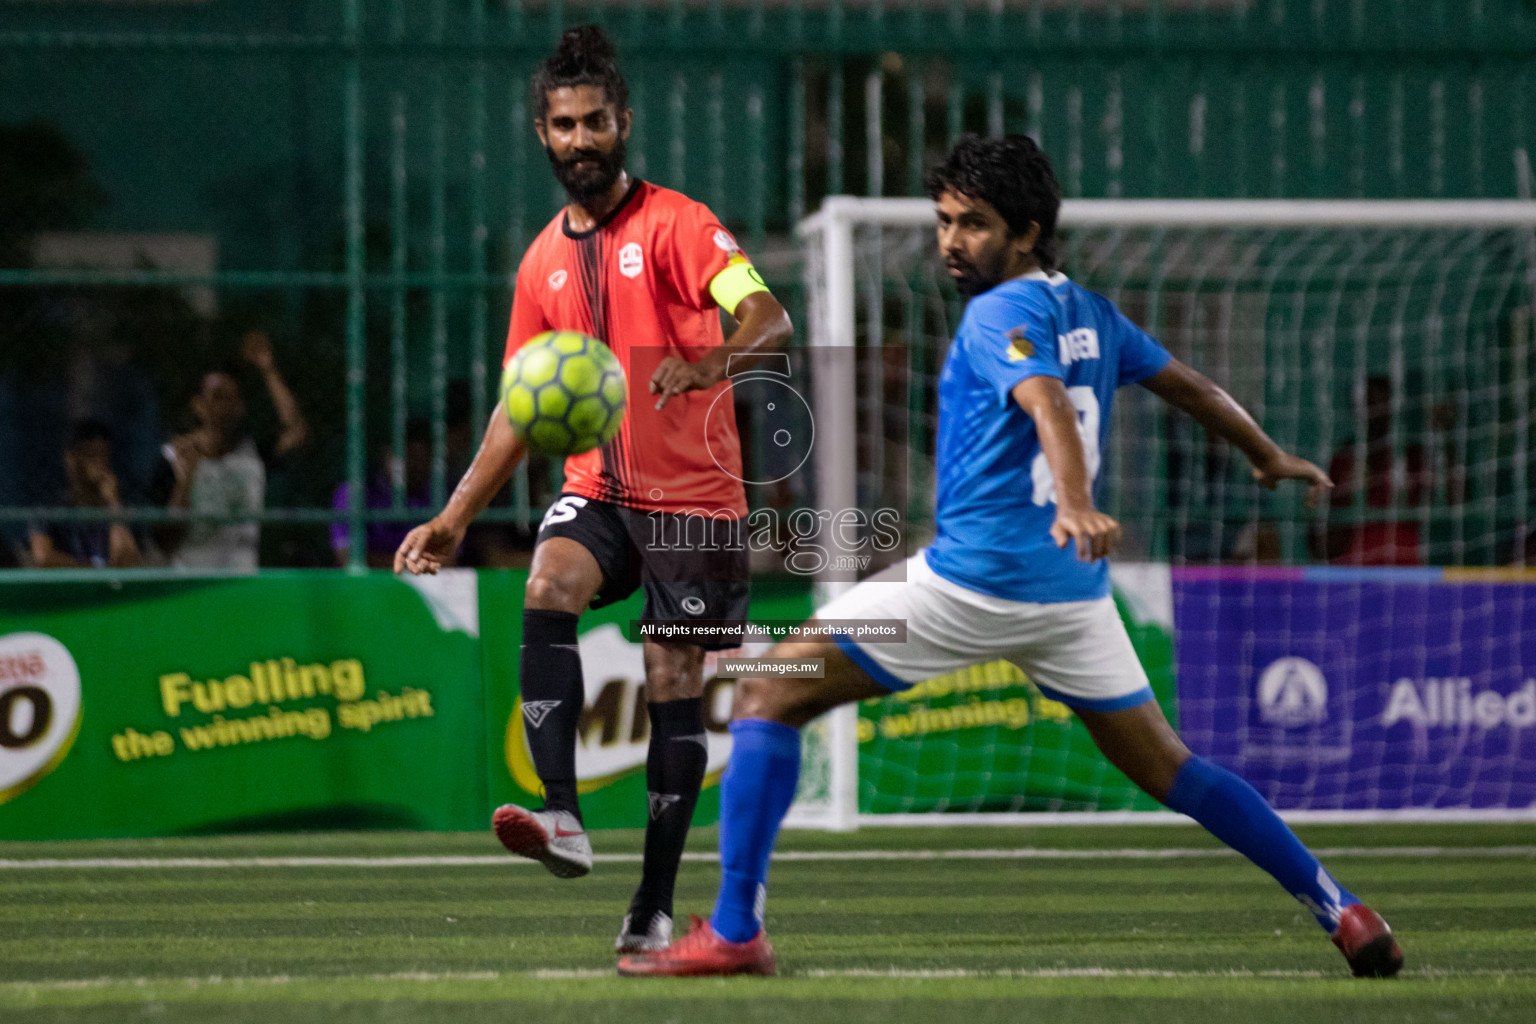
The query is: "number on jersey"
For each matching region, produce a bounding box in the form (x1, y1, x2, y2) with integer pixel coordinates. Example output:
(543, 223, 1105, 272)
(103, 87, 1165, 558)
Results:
(1030, 386, 1101, 506)
(540, 494, 588, 530)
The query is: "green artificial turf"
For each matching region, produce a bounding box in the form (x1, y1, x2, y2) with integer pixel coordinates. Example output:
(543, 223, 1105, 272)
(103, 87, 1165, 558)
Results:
(2, 823, 1533, 1022)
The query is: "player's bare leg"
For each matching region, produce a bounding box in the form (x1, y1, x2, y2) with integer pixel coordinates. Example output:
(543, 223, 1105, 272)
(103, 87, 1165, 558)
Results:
(616, 640, 709, 952)
(492, 537, 605, 878)
(1076, 700, 1403, 977)
(525, 537, 604, 614)
(619, 629, 885, 976)
(729, 636, 891, 726)
(1071, 699, 1191, 802)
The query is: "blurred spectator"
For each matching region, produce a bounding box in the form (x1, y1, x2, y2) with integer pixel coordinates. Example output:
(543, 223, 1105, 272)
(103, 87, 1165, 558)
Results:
(26, 419, 142, 568)
(150, 330, 308, 570)
(1316, 376, 1461, 566)
(331, 418, 433, 569)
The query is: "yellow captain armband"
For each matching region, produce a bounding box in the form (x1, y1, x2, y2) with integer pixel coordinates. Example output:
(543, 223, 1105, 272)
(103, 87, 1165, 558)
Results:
(708, 255, 771, 315)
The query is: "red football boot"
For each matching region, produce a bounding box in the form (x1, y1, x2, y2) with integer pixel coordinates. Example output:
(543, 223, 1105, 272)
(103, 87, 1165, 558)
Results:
(490, 804, 591, 879)
(617, 915, 776, 977)
(1332, 904, 1404, 978)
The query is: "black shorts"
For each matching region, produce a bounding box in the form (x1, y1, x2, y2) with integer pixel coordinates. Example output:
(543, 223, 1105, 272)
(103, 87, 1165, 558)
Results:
(534, 493, 750, 651)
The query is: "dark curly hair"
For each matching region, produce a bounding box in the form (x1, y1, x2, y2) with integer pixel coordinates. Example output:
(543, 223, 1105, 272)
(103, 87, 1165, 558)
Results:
(532, 24, 630, 119)
(923, 134, 1062, 271)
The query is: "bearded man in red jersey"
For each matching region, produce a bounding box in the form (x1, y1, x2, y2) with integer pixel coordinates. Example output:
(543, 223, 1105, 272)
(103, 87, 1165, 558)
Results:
(396, 24, 791, 957)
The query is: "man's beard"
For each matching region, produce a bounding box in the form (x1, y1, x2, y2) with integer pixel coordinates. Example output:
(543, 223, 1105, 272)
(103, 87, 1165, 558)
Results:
(949, 261, 997, 297)
(947, 249, 1009, 297)
(952, 267, 989, 297)
(547, 137, 627, 204)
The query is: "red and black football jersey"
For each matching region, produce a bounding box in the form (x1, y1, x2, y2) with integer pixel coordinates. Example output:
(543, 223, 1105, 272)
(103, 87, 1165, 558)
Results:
(505, 180, 750, 517)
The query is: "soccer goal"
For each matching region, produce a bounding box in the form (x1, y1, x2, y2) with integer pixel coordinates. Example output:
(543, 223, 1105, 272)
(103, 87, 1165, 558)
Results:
(788, 197, 1536, 830)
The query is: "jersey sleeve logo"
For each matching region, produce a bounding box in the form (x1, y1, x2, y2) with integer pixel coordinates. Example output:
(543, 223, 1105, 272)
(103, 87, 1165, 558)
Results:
(713, 228, 740, 253)
(1006, 326, 1034, 362)
(547, 269, 568, 291)
(619, 242, 644, 279)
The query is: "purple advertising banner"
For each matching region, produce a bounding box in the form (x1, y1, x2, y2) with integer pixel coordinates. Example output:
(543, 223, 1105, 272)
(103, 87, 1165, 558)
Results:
(1173, 567, 1536, 811)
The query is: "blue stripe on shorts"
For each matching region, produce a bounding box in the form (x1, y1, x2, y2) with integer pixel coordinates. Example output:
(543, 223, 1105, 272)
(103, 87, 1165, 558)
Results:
(1033, 681, 1155, 712)
(831, 632, 912, 693)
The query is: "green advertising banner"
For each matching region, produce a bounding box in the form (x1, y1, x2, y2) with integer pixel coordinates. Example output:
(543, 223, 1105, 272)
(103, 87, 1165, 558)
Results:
(1, 564, 1175, 840)
(0, 572, 487, 839)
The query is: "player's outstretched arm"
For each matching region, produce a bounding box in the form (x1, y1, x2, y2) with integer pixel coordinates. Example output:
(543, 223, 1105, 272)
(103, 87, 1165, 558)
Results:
(1011, 375, 1122, 561)
(650, 291, 793, 409)
(395, 408, 527, 575)
(1140, 359, 1332, 506)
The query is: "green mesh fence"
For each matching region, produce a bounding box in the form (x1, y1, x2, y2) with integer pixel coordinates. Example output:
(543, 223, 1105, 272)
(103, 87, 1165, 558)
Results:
(2, 0, 1534, 569)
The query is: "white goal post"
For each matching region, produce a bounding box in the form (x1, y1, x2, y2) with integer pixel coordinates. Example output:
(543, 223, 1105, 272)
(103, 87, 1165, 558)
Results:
(788, 197, 1536, 830)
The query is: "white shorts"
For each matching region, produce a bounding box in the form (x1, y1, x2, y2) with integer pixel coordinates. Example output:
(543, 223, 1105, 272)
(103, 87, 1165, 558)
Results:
(816, 551, 1153, 712)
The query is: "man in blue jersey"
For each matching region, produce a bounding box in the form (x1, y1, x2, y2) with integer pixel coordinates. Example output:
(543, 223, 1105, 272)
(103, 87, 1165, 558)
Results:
(618, 135, 1404, 980)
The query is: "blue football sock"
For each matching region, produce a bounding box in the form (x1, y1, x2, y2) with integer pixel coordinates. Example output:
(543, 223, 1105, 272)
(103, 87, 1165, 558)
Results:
(1165, 755, 1360, 933)
(710, 718, 802, 943)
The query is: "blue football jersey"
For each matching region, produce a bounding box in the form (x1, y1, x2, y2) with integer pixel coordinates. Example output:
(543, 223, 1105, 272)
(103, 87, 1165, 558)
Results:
(925, 270, 1172, 603)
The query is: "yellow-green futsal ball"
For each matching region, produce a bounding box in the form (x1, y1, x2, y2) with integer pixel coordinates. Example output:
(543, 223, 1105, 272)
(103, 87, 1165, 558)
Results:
(500, 330, 627, 457)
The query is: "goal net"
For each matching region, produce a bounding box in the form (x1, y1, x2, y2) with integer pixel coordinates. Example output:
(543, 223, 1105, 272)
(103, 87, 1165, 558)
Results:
(788, 198, 1536, 828)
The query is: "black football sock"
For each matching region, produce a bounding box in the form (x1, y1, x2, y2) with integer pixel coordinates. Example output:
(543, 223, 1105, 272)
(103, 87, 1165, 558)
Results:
(518, 608, 584, 824)
(629, 696, 708, 928)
